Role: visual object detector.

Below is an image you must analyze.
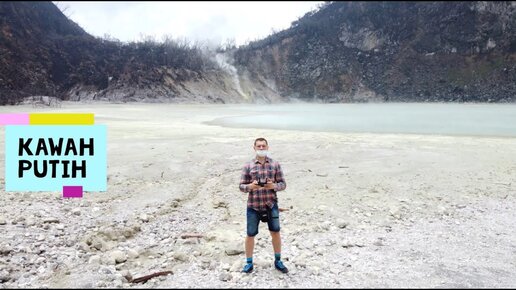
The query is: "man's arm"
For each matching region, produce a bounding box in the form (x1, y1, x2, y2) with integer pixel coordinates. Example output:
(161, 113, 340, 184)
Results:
(239, 164, 252, 193)
(273, 162, 286, 192)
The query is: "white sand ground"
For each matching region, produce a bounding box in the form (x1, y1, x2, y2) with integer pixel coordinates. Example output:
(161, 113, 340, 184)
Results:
(0, 102, 515, 288)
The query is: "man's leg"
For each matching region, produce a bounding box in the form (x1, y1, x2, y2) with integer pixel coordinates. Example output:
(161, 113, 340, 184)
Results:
(270, 231, 281, 254)
(243, 207, 259, 273)
(270, 231, 288, 273)
(245, 236, 255, 258)
(242, 236, 255, 273)
(268, 204, 288, 273)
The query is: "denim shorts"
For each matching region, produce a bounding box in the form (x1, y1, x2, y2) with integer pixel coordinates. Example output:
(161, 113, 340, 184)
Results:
(246, 203, 280, 237)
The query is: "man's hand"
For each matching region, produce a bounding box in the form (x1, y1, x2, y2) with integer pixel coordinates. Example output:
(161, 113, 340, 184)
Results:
(247, 179, 276, 191)
(263, 178, 276, 190)
(247, 180, 261, 191)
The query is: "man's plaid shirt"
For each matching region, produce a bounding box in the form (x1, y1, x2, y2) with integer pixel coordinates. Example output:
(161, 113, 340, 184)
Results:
(239, 156, 286, 212)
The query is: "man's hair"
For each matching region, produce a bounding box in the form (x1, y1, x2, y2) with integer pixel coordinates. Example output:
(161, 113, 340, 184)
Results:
(254, 137, 268, 146)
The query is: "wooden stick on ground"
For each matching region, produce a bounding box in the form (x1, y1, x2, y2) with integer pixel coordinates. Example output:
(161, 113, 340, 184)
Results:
(131, 271, 173, 284)
(180, 233, 204, 239)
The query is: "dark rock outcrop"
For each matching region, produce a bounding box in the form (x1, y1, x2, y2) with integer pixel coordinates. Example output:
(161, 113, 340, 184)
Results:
(0, 1, 248, 104)
(234, 1, 516, 102)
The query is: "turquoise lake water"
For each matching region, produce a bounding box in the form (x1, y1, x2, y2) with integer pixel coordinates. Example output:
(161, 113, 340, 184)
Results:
(206, 103, 516, 137)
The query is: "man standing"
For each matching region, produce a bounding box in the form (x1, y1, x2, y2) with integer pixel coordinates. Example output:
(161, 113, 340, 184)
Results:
(239, 137, 288, 273)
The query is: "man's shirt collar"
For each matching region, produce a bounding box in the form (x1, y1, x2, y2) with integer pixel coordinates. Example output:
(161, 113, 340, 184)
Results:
(253, 156, 271, 164)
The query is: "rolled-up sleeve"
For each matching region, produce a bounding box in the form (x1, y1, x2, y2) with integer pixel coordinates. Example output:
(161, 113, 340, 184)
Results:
(239, 164, 251, 193)
(274, 163, 286, 192)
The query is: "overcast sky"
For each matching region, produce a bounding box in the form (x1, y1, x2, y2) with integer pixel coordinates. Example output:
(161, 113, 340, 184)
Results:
(54, 1, 324, 46)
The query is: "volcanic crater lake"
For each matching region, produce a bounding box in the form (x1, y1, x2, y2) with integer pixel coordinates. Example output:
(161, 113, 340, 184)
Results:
(205, 103, 516, 138)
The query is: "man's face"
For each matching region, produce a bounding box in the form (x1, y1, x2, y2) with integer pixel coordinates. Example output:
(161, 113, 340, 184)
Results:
(254, 141, 268, 152)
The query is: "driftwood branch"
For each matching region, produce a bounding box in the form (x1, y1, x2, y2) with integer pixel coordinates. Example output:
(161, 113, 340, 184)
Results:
(180, 233, 204, 239)
(131, 271, 173, 284)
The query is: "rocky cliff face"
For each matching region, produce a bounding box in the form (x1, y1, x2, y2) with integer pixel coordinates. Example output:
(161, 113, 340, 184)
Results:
(1, 1, 515, 104)
(0, 2, 266, 104)
(234, 1, 516, 102)
(0, 1, 92, 103)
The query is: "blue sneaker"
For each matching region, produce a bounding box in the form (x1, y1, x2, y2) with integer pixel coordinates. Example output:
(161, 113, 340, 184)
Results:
(274, 260, 289, 273)
(242, 263, 254, 273)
